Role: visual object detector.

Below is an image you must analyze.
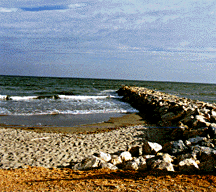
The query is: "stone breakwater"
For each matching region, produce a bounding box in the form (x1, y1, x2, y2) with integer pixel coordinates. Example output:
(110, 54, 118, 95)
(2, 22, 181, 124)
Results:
(0, 85, 216, 173)
(93, 85, 216, 173)
(68, 86, 216, 173)
(117, 86, 216, 130)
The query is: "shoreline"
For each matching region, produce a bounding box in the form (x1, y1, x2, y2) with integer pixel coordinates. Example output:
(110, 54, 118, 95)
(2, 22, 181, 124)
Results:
(0, 113, 147, 134)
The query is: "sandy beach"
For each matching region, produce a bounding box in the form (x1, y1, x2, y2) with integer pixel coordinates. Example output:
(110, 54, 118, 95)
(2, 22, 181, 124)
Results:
(0, 112, 162, 170)
(0, 120, 215, 191)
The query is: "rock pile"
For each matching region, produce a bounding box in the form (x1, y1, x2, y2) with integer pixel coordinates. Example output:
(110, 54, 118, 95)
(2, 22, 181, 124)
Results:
(71, 86, 216, 172)
(117, 86, 216, 131)
(71, 135, 216, 172)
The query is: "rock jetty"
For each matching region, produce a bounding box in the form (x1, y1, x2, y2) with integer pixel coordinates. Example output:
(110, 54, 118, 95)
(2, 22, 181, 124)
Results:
(71, 86, 216, 172)
(0, 85, 215, 173)
(117, 86, 216, 132)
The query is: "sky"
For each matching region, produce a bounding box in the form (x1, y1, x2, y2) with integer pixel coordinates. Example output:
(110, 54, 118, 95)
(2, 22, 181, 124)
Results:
(0, 0, 216, 83)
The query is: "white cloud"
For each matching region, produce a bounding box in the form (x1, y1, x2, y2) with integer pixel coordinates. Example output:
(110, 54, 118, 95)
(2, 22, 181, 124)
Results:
(68, 3, 86, 9)
(136, 17, 157, 25)
(180, 41, 190, 47)
(162, 15, 181, 23)
(0, 7, 18, 12)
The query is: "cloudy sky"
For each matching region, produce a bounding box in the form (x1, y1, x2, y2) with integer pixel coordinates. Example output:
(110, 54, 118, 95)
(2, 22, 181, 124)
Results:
(1, 0, 216, 83)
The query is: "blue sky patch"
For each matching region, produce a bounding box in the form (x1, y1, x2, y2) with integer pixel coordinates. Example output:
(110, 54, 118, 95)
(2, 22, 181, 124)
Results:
(21, 5, 67, 12)
(1, 0, 216, 83)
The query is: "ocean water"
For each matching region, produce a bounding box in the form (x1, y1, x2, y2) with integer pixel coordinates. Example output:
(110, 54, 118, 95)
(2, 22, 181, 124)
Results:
(0, 75, 216, 126)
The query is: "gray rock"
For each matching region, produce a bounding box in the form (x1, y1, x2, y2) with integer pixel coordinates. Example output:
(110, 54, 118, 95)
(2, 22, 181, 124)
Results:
(208, 124, 216, 138)
(186, 136, 206, 145)
(193, 115, 210, 128)
(178, 158, 199, 172)
(142, 141, 162, 155)
(100, 162, 118, 170)
(156, 153, 174, 163)
(136, 156, 148, 171)
(199, 147, 216, 162)
(161, 112, 176, 121)
(124, 156, 147, 171)
(176, 153, 196, 164)
(162, 140, 188, 154)
(124, 160, 139, 170)
(73, 156, 102, 170)
(147, 158, 174, 172)
(191, 145, 216, 162)
(146, 153, 175, 172)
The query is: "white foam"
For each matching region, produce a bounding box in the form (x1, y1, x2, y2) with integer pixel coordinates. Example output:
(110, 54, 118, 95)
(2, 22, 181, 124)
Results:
(0, 107, 11, 115)
(6, 107, 139, 116)
(0, 95, 8, 100)
(58, 95, 108, 100)
(0, 94, 121, 101)
(9, 96, 38, 101)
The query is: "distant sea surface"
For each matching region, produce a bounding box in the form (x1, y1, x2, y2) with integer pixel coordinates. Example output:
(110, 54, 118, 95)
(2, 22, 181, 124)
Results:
(0, 75, 216, 127)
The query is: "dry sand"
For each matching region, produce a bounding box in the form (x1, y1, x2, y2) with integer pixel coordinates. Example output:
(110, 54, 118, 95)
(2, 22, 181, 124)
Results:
(0, 113, 215, 191)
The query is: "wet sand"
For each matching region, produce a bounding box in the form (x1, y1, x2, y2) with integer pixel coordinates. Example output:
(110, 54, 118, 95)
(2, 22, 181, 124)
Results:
(0, 113, 147, 134)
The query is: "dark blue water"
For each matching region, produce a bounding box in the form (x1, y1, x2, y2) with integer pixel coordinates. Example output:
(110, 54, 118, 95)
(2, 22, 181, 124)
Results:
(1, 75, 216, 116)
(0, 76, 139, 116)
(0, 75, 216, 127)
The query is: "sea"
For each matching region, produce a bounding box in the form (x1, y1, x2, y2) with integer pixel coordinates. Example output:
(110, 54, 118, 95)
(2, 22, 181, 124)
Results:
(0, 75, 216, 127)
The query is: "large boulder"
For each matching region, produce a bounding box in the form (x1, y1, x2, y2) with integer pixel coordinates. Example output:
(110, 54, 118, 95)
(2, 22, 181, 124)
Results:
(199, 158, 216, 172)
(100, 162, 118, 170)
(94, 151, 111, 162)
(110, 155, 122, 166)
(178, 158, 199, 172)
(124, 156, 147, 171)
(119, 151, 133, 162)
(142, 141, 162, 155)
(146, 154, 175, 172)
(73, 156, 102, 170)
(127, 145, 142, 157)
(162, 140, 188, 154)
